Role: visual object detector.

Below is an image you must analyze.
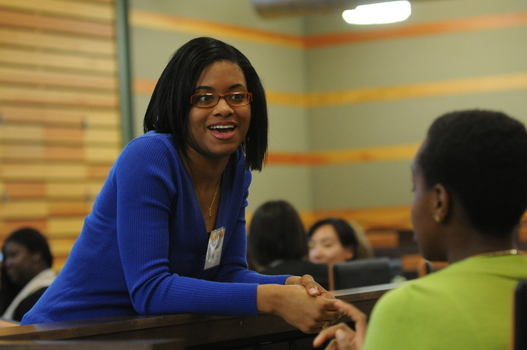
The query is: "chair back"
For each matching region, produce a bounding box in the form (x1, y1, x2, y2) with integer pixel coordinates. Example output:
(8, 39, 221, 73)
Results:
(417, 259, 449, 277)
(329, 257, 393, 290)
(513, 279, 527, 350)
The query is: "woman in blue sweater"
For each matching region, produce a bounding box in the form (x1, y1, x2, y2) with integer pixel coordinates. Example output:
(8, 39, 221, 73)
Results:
(22, 37, 341, 333)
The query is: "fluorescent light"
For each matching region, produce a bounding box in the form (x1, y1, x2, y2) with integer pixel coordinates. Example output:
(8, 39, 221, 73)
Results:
(342, 1, 412, 25)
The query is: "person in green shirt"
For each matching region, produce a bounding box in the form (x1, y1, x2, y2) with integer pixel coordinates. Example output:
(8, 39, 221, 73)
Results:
(314, 109, 527, 350)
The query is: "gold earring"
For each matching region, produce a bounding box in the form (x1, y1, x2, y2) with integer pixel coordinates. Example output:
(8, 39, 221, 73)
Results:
(433, 214, 441, 223)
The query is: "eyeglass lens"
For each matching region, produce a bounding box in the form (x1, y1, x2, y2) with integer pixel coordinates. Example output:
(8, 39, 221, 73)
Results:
(191, 92, 251, 108)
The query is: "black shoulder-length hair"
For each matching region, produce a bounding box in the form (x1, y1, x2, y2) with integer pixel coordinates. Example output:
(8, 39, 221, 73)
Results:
(143, 37, 268, 171)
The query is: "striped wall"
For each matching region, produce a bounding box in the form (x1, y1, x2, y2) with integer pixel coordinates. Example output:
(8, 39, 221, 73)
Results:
(2, 0, 526, 272)
(0, 0, 120, 271)
(128, 0, 527, 232)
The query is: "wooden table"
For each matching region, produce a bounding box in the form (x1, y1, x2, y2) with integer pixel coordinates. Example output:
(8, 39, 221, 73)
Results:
(0, 283, 401, 349)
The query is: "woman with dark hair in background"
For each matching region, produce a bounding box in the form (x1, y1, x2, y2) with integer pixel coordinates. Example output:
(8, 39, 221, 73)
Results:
(308, 218, 361, 266)
(0, 228, 55, 323)
(22, 37, 341, 333)
(314, 109, 527, 350)
(248, 200, 329, 289)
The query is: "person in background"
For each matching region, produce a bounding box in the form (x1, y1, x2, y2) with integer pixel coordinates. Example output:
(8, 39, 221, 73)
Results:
(247, 200, 329, 289)
(314, 109, 527, 350)
(308, 218, 363, 265)
(0, 228, 55, 323)
(348, 221, 375, 260)
(21, 37, 342, 333)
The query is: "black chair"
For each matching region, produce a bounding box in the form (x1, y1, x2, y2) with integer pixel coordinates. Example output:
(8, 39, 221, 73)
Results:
(513, 279, 527, 350)
(329, 257, 394, 290)
(417, 259, 449, 277)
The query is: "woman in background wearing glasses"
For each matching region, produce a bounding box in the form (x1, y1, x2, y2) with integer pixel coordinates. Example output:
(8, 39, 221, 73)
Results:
(22, 37, 341, 332)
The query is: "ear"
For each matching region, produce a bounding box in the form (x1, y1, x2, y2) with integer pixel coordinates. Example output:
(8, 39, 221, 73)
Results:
(433, 184, 450, 223)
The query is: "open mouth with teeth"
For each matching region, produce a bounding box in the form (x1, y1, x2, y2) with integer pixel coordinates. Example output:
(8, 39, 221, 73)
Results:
(209, 125, 236, 133)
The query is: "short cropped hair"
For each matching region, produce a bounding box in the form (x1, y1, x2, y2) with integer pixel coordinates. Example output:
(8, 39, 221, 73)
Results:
(307, 218, 359, 259)
(417, 109, 527, 236)
(143, 37, 268, 171)
(248, 200, 308, 268)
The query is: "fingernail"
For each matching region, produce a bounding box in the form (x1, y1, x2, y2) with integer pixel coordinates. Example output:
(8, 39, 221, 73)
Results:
(310, 287, 319, 294)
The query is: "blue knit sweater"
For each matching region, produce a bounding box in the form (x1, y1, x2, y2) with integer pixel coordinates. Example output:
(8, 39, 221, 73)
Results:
(21, 131, 287, 324)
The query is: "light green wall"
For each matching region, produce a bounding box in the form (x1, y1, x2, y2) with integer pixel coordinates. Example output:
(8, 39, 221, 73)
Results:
(130, 0, 305, 34)
(303, 0, 527, 34)
(306, 0, 527, 210)
(306, 28, 527, 91)
(128, 0, 527, 214)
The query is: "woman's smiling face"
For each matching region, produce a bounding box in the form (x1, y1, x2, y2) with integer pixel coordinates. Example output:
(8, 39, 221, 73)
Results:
(186, 60, 251, 162)
(308, 224, 354, 265)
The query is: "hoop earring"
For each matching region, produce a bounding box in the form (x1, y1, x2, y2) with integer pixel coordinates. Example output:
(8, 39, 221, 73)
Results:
(433, 214, 442, 223)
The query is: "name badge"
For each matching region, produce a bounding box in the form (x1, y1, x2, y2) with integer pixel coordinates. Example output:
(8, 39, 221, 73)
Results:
(204, 227, 225, 270)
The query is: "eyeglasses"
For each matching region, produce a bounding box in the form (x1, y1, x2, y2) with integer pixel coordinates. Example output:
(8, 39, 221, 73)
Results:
(190, 92, 252, 108)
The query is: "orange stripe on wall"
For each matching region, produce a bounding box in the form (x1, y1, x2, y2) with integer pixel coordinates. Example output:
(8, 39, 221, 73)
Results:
(265, 90, 307, 107)
(130, 9, 304, 48)
(266, 152, 327, 166)
(302, 205, 413, 231)
(306, 12, 527, 47)
(135, 72, 527, 107)
(134, 78, 156, 95)
(130, 10, 527, 48)
(0, 8, 114, 37)
(307, 73, 527, 107)
(4, 182, 46, 199)
(266, 144, 419, 166)
(135, 79, 310, 106)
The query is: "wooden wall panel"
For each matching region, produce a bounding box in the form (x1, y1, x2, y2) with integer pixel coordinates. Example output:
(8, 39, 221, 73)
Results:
(0, 106, 120, 128)
(0, 67, 117, 90)
(0, 201, 48, 219)
(2, 145, 46, 160)
(0, 124, 43, 142)
(0, 47, 116, 72)
(0, 28, 115, 55)
(2, 182, 46, 199)
(47, 218, 85, 238)
(0, 8, 114, 37)
(0, 0, 119, 272)
(1, 164, 88, 181)
(0, 86, 118, 108)
(0, 219, 47, 242)
(0, 0, 114, 21)
(45, 146, 85, 161)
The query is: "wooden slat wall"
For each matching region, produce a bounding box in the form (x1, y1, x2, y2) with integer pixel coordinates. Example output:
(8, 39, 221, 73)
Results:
(0, 0, 120, 272)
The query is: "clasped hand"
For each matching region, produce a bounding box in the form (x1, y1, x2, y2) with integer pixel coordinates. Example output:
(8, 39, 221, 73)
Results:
(313, 300, 367, 350)
(280, 275, 343, 333)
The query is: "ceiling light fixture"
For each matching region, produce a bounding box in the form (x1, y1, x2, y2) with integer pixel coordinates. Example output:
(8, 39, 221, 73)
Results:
(342, 0, 412, 25)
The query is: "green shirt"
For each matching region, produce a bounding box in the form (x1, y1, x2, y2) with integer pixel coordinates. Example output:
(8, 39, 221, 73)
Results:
(364, 254, 527, 350)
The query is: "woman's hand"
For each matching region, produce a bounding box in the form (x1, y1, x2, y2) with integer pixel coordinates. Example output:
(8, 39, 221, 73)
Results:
(257, 284, 341, 333)
(285, 274, 334, 299)
(313, 300, 367, 350)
